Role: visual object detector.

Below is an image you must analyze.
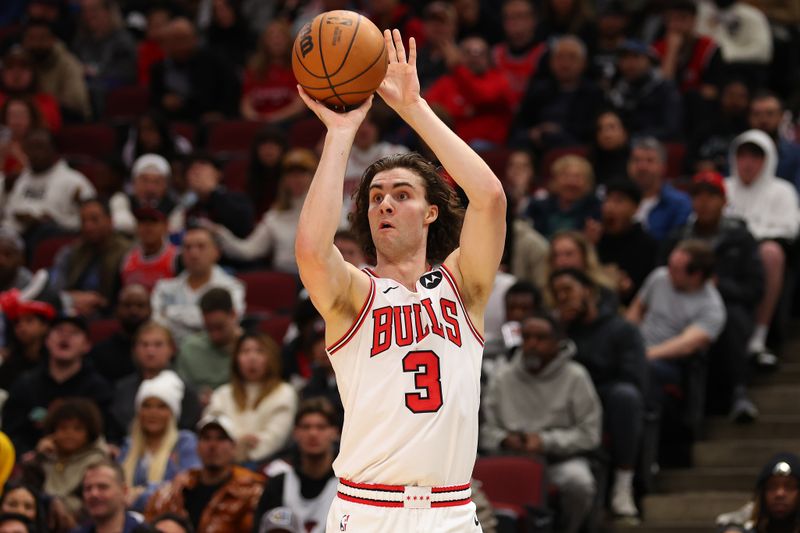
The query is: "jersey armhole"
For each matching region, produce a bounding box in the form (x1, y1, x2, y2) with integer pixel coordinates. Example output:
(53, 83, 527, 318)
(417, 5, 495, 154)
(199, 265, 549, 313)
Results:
(326, 276, 376, 355)
(439, 264, 485, 346)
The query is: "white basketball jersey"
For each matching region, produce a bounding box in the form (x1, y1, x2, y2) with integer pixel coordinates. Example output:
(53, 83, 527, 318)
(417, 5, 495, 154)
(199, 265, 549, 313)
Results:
(326, 265, 484, 487)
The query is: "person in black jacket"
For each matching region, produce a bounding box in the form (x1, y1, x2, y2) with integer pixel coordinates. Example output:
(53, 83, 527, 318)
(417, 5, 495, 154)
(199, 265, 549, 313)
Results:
(252, 398, 339, 533)
(2, 316, 119, 453)
(511, 35, 604, 151)
(149, 18, 239, 122)
(661, 171, 764, 422)
(550, 267, 646, 521)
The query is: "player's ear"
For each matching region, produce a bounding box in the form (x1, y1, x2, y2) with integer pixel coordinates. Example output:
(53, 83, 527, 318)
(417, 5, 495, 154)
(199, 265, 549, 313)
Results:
(424, 205, 438, 224)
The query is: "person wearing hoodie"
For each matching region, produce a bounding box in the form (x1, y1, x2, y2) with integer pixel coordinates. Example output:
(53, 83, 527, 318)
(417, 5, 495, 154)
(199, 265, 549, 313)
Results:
(549, 267, 645, 521)
(748, 92, 800, 194)
(725, 130, 800, 364)
(481, 312, 601, 533)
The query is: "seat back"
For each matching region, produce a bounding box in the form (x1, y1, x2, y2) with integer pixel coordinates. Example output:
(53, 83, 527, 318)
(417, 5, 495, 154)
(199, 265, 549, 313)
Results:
(30, 234, 78, 271)
(56, 123, 117, 159)
(237, 270, 299, 316)
(472, 455, 548, 509)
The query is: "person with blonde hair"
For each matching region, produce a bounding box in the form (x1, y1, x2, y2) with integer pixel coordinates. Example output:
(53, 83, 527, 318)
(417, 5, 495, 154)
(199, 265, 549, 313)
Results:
(205, 332, 297, 464)
(528, 154, 600, 238)
(118, 370, 201, 512)
(548, 230, 619, 313)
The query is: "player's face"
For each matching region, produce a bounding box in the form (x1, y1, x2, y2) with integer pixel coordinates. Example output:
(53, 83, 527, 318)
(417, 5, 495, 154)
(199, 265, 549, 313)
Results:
(367, 168, 438, 260)
(294, 413, 338, 456)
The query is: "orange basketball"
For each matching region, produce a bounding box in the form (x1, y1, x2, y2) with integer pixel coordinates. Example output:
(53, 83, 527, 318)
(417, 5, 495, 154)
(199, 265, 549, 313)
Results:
(292, 10, 388, 110)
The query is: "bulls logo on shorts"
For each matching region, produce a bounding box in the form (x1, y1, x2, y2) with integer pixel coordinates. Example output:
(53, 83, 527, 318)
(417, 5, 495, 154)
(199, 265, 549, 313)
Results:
(419, 270, 443, 289)
(339, 514, 350, 531)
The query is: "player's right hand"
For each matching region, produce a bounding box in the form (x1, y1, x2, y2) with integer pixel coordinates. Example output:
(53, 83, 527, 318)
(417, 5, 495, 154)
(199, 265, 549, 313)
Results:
(297, 85, 373, 133)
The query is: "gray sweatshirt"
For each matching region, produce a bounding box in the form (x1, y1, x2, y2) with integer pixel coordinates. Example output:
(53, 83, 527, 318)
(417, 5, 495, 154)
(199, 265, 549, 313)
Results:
(480, 341, 602, 458)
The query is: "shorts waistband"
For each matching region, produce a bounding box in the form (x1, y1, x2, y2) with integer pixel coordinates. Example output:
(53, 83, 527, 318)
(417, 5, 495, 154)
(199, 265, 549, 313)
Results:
(337, 479, 472, 509)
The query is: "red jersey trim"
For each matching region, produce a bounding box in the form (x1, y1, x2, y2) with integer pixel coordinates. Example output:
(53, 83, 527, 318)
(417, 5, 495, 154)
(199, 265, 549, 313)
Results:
(340, 479, 405, 493)
(336, 492, 471, 508)
(439, 265, 484, 345)
(431, 482, 472, 493)
(363, 267, 378, 278)
(327, 277, 376, 355)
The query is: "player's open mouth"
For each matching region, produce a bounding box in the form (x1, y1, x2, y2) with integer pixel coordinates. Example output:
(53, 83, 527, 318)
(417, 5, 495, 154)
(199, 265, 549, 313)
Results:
(379, 222, 394, 230)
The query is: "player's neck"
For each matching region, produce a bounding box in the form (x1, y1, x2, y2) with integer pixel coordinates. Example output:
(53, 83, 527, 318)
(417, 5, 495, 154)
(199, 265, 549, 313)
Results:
(374, 253, 430, 291)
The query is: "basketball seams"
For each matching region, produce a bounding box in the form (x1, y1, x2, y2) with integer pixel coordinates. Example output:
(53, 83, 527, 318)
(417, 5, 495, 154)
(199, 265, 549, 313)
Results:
(297, 39, 387, 92)
(327, 13, 362, 77)
(317, 12, 349, 108)
(293, 45, 327, 79)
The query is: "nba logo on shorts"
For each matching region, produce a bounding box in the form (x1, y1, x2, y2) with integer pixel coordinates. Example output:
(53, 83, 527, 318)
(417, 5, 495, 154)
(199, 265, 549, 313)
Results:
(339, 514, 350, 531)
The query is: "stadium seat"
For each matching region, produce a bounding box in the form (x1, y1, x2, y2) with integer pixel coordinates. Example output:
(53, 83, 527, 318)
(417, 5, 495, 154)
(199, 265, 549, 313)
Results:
(207, 120, 263, 156)
(478, 147, 512, 180)
(88, 318, 120, 344)
(259, 315, 293, 344)
(30, 234, 78, 271)
(472, 455, 549, 531)
(288, 117, 326, 150)
(237, 270, 299, 316)
(103, 86, 150, 121)
(56, 123, 117, 159)
(171, 122, 197, 145)
(539, 145, 589, 182)
(223, 157, 249, 193)
(665, 142, 687, 180)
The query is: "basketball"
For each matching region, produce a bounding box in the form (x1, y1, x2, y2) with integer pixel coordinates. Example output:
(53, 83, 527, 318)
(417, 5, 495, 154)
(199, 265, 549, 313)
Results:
(292, 10, 388, 110)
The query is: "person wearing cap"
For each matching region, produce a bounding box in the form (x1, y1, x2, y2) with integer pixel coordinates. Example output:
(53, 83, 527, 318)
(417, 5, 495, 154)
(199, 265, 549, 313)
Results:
(119, 207, 179, 293)
(87, 284, 152, 383)
(719, 453, 800, 533)
(175, 152, 254, 239)
(653, 0, 724, 96)
(117, 370, 201, 512)
(2, 315, 117, 454)
(607, 39, 682, 140)
(253, 398, 338, 533)
(662, 170, 764, 422)
(145, 414, 264, 533)
(111, 153, 178, 236)
(596, 178, 658, 305)
(725, 130, 800, 365)
(2, 128, 95, 237)
(48, 198, 132, 317)
(0, 295, 55, 391)
(0, 46, 62, 133)
(20, 19, 91, 121)
(511, 35, 604, 151)
(206, 148, 316, 273)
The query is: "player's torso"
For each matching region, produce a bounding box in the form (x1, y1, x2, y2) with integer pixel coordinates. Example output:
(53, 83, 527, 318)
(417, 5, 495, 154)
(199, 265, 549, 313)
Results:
(327, 266, 485, 487)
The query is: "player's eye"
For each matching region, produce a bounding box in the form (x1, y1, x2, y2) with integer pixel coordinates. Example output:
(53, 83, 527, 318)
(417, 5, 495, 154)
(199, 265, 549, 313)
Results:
(398, 192, 408, 200)
(372, 194, 382, 203)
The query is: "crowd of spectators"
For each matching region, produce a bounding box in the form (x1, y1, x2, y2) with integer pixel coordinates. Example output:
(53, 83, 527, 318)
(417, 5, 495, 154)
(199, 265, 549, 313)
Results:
(0, 0, 797, 531)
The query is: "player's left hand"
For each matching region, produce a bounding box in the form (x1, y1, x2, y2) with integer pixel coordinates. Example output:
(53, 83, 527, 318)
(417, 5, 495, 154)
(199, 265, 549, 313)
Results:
(378, 29, 422, 113)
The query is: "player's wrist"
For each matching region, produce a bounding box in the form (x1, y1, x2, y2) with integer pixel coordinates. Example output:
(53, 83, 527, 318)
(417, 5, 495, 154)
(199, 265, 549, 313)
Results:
(395, 98, 431, 125)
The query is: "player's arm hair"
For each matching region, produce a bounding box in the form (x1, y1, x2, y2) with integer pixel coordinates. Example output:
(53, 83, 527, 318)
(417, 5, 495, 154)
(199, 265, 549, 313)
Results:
(295, 129, 366, 320)
(403, 102, 506, 308)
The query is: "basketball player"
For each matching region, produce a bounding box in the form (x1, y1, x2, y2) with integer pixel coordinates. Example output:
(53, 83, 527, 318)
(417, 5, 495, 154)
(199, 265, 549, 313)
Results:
(295, 29, 506, 532)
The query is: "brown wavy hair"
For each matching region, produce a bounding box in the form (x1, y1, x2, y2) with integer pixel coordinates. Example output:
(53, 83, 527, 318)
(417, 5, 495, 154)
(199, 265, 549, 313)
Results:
(350, 153, 464, 265)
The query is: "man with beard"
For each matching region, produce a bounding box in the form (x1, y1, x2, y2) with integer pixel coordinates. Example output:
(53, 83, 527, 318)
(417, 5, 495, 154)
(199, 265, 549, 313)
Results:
(20, 19, 90, 120)
(748, 92, 800, 192)
(253, 399, 339, 533)
(145, 415, 264, 533)
(87, 284, 152, 383)
(549, 268, 646, 520)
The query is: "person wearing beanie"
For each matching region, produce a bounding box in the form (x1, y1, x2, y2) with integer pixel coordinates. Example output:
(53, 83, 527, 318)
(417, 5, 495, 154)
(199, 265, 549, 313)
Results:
(117, 370, 201, 512)
(110, 153, 179, 236)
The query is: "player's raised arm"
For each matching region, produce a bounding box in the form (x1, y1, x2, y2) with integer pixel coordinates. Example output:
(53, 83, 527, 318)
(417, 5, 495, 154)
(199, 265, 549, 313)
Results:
(294, 89, 373, 324)
(377, 29, 506, 311)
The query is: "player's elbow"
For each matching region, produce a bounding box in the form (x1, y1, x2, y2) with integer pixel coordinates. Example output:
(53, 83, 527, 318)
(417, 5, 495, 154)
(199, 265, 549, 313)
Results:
(470, 179, 507, 212)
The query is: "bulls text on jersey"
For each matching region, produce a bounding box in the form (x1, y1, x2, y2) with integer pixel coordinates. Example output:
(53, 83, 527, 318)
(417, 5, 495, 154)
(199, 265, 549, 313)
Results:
(370, 297, 462, 357)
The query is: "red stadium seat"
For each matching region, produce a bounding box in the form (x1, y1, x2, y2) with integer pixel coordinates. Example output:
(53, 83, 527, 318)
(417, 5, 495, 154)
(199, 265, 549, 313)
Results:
(171, 122, 196, 145)
(103, 86, 150, 121)
(539, 145, 589, 182)
(237, 270, 299, 315)
(207, 120, 263, 156)
(56, 123, 117, 159)
(478, 147, 512, 180)
(88, 318, 121, 344)
(30, 234, 78, 272)
(223, 158, 249, 193)
(665, 142, 687, 180)
(289, 117, 325, 150)
(472, 456, 548, 530)
(259, 315, 293, 344)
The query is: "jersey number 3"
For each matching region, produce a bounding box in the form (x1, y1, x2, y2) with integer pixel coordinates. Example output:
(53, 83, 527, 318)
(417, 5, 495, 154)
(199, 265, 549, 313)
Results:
(402, 350, 443, 413)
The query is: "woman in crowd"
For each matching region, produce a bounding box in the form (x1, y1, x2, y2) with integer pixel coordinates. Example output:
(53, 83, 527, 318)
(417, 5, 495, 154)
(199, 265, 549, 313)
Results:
(210, 149, 316, 273)
(30, 399, 108, 518)
(590, 110, 631, 187)
(247, 127, 288, 218)
(118, 370, 201, 512)
(112, 322, 202, 433)
(504, 149, 537, 218)
(204, 0, 251, 67)
(240, 20, 305, 124)
(528, 154, 601, 238)
(0, 96, 43, 182)
(0, 481, 75, 533)
(548, 230, 618, 312)
(206, 332, 297, 464)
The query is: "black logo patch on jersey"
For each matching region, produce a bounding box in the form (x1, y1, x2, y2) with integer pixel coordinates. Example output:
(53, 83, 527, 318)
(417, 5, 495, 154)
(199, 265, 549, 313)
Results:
(419, 270, 443, 289)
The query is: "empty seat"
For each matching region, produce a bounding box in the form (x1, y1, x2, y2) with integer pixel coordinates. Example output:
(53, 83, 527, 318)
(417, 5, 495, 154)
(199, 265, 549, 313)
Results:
(259, 315, 293, 344)
(88, 318, 121, 344)
(56, 123, 117, 159)
(237, 270, 299, 316)
(288, 117, 325, 150)
(478, 147, 512, 180)
(472, 455, 549, 530)
(30, 234, 78, 271)
(207, 120, 264, 156)
(223, 158, 249, 193)
(103, 86, 150, 121)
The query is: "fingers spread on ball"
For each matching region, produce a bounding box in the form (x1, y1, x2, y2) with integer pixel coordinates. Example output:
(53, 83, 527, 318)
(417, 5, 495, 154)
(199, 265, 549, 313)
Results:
(408, 37, 417, 66)
(392, 29, 406, 63)
(384, 30, 396, 63)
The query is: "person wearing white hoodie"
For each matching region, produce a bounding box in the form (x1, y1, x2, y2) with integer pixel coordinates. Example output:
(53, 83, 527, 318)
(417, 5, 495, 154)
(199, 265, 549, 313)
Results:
(725, 129, 800, 363)
(481, 313, 602, 532)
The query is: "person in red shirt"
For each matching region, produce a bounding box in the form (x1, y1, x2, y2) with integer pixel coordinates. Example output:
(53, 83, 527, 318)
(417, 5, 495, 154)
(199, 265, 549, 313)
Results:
(426, 36, 515, 148)
(120, 207, 179, 293)
(137, 5, 171, 86)
(0, 47, 61, 133)
(240, 20, 303, 124)
(492, 0, 547, 109)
